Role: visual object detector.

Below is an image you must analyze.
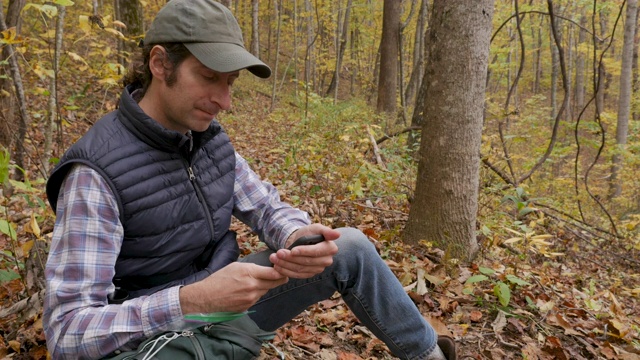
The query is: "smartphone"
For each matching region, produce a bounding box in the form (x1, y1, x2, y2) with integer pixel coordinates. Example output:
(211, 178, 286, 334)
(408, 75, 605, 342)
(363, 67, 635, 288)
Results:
(287, 234, 325, 250)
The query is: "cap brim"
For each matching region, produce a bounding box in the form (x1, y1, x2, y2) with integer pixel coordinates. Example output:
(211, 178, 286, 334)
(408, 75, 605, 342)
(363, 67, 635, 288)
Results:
(185, 42, 271, 79)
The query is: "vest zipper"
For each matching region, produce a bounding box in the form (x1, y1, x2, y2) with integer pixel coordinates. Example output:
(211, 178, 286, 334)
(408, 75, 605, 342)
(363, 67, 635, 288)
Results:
(185, 163, 216, 244)
(184, 330, 205, 360)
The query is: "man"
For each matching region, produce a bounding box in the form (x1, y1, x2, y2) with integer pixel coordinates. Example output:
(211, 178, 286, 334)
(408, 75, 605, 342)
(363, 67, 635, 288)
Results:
(43, 1, 456, 359)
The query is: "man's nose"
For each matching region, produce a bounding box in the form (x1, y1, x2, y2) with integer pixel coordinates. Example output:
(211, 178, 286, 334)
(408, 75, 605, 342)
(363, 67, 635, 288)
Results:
(214, 84, 232, 111)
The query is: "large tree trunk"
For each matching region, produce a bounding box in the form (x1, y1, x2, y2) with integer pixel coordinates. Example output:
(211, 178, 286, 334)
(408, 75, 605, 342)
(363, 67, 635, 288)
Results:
(609, 0, 638, 199)
(376, 0, 400, 118)
(403, 0, 494, 262)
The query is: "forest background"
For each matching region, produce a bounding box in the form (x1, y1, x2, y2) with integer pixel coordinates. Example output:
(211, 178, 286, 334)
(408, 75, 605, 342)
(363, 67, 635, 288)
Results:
(0, 0, 639, 359)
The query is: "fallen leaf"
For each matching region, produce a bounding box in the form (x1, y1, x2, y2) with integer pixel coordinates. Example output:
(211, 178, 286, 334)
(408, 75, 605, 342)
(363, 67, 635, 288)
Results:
(8, 340, 20, 352)
(492, 310, 507, 333)
(470, 310, 483, 322)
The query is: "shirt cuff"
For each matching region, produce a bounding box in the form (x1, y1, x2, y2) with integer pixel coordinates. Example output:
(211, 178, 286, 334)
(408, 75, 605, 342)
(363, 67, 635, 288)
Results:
(141, 286, 188, 337)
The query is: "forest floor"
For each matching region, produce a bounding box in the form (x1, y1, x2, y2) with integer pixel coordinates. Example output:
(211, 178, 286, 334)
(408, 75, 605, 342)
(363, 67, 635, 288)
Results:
(0, 79, 639, 360)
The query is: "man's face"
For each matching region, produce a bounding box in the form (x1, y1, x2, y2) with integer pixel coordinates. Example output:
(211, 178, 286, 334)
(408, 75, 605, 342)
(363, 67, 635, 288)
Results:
(150, 53, 239, 134)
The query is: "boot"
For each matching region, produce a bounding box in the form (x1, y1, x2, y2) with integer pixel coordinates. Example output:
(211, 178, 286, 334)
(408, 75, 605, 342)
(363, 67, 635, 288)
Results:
(437, 335, 457, 360)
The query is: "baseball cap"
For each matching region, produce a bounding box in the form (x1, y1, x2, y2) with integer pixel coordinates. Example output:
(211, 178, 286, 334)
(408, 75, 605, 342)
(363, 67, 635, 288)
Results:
(144, 0, 271, 78)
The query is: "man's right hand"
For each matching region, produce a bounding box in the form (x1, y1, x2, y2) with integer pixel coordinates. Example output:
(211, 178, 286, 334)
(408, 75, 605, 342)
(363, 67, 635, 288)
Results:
(179, 262, 288, 314)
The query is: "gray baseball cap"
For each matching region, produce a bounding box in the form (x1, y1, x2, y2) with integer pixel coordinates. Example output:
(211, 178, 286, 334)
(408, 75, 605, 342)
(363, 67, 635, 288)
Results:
(144, 0, 271, 78)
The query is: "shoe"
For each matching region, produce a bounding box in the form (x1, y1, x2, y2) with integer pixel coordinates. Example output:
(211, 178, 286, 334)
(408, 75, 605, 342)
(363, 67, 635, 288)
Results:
(437, 335, 457, 360)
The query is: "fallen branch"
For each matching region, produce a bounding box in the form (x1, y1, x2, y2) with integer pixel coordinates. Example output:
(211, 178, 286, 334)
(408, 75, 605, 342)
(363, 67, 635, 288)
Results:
(367, 126, 385, 168)
(375, 126, 421, 145)
(0, 289, 44, 319)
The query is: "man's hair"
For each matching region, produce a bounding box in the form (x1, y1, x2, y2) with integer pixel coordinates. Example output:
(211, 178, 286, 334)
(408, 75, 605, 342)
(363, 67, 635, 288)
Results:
(122, 43, 192, 96)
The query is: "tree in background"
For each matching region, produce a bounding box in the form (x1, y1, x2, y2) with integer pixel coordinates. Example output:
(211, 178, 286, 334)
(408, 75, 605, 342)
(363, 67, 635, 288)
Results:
(609, 0, 638, 199)
(250, 0, 259, 56)
(115, 0, 143, 67)
(403, 0, 494, 261)
(0, 0, 27, 181)
(376, 0, 399, 119)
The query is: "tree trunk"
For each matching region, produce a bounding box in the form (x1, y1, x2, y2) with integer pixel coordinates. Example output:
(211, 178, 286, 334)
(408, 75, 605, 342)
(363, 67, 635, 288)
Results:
(270, 0, 281, 112)
(0, 0, 27, 181)
(405, 0, 428, 113)
(550, 15, 560, 122)
(326, 0, 352, 100)
(0, 0, 25, 152)
(403, 0, 494, 262)
(250, 0, 260, 57)
(44, 4, 65, 175)
(376, 0, 400, 118)
(534, 17, 543, 94)
(632, 5, 640, 121)
(596, 11, 608, 113)
(574, 15, 587, 115)
(115, 0, 143, 67)
(610, 0, 638, 199)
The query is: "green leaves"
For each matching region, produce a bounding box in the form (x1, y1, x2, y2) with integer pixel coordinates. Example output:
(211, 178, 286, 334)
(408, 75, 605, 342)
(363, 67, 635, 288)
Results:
(0, 147, 9, 185)
(494, 282, 511, 307)
(0, 220, 17, 241)
(465, 275, 489, 284)
(464, 267, 531, 308)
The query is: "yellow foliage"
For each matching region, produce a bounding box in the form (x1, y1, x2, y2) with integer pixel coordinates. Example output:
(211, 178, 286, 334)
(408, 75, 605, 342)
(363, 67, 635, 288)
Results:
(0, 27, 24, 45)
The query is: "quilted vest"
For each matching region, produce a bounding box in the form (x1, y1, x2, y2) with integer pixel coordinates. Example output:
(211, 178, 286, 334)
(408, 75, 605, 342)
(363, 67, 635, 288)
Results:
(46, 85, 239, 299)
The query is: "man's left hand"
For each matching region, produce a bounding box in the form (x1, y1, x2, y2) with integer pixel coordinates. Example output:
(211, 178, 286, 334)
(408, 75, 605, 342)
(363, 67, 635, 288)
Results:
(270, 224, 340, 278)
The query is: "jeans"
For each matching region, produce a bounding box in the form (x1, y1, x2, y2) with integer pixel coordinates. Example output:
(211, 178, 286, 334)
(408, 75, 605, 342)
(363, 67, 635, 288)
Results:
(242, 227, 438, 360)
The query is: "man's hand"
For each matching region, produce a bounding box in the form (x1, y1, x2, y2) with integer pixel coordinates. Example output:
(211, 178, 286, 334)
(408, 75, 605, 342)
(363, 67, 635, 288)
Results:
(179, 262, 288, 314)
(271, 224, 340, 279)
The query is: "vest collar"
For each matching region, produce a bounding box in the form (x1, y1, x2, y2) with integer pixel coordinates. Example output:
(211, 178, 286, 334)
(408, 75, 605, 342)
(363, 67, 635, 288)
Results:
(118, 84, 221, 154)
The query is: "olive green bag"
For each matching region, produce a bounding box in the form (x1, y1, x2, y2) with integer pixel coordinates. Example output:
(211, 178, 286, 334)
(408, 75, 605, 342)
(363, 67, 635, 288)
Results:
(105, 316, 275, 360)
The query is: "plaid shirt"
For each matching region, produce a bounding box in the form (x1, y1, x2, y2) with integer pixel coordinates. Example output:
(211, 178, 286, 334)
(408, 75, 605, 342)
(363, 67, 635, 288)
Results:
(44, 153, 310, 359)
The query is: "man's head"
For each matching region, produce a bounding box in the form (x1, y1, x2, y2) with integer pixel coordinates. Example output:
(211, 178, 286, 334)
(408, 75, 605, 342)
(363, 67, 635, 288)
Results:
(145, 0, 270, 78)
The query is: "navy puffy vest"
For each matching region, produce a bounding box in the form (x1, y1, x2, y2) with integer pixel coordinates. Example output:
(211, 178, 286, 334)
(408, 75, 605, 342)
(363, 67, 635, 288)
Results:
(47, 85, 239, 299)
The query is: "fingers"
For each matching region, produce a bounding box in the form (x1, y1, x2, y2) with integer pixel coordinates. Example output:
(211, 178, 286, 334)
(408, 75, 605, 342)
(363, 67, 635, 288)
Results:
(180, 263, 289, 314)
(270, 241, 338, 278)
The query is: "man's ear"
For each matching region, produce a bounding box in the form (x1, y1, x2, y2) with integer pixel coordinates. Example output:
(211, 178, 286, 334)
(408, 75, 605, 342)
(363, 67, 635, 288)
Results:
(148, 45, 169, 82)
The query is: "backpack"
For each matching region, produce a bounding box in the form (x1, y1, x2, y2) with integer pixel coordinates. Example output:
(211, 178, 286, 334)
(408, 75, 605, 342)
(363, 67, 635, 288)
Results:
(105, 315, 275, 360)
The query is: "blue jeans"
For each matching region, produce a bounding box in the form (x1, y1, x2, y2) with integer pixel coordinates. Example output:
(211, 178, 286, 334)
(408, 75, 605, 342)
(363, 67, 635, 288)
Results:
(242, 228, 438, 359)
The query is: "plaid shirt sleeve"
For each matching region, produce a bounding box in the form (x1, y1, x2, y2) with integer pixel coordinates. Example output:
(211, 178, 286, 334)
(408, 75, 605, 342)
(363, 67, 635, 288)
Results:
(44, 165, 190, 360)
(233, 152, 310, 249)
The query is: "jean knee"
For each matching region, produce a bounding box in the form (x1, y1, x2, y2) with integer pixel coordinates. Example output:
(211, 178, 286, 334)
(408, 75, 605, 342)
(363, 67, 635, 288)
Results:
(334, 227, 378, 263)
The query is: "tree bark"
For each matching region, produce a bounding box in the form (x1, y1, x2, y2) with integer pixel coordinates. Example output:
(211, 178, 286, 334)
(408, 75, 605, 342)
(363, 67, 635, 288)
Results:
(326, 0, 352, 100)
(270, 0, 281, 112)
(44, 5, 65, 175)
(0, 0, 25, 152)
(0, 0, 27, 181)
(632, 5, 640, 121)
(250, 0, 260, 56)
(403, 0, 494, 262)
(609, 0, 638, 199)
(115, 0, 143, 67)
(574, 14, 587, 115)
(376, 0, 400, 117)
(405, 0, 428, 113)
